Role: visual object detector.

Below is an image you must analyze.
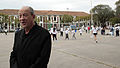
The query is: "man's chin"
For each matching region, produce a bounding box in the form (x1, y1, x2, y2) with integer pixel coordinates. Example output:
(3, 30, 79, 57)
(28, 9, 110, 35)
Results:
(21, 25, 26, 28)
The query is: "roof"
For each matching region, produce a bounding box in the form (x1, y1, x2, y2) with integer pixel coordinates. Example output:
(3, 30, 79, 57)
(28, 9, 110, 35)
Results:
(0, 9, 89, 16)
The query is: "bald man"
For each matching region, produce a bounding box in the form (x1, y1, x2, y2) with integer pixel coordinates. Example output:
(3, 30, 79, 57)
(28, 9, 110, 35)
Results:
(10, 6, 51, 68)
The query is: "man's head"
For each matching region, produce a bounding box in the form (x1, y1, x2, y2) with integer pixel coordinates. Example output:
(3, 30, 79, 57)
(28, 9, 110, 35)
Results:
(18, 6, 35, 29)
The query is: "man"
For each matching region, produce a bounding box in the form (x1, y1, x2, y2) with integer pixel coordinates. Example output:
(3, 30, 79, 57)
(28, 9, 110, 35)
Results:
(65, 28, 69, 40)
(60, 27, 63, 36)
(10, 6, 51, 68)
(71, 29, 76, 39)
(116, 28, 119, 36)
(91, 25, 98, 43)
(4, 28, 8, 35)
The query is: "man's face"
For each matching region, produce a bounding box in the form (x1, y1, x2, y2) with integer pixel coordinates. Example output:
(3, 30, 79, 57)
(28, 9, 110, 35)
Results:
(18, 8, 34, 29)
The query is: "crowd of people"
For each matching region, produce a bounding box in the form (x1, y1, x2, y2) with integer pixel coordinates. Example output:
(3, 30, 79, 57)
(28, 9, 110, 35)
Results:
(49, 25, 120, 43)
(1, 24, 120, 43)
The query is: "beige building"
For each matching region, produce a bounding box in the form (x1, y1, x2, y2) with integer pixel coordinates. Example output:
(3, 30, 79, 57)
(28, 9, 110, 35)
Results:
(0, 9, 89, 31)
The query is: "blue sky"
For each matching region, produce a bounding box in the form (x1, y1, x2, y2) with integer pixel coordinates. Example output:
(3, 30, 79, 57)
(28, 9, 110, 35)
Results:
(0, 0, 118, 13)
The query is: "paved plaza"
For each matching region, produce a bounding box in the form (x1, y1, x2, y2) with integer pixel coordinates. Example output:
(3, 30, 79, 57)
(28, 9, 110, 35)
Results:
(0, 31, 120, 68)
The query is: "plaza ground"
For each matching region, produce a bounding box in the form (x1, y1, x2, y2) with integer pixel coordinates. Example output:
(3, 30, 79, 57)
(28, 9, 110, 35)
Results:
(0, 31, 120, 68)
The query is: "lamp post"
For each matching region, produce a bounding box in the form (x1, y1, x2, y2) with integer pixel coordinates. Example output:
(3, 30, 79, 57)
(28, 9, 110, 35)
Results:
(90, 0, 93, 26)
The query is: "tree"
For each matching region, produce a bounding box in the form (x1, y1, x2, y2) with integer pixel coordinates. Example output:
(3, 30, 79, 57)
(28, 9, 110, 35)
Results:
(91, 4, 115, 27)
(115, 0, 120, 17)
(61, 14, 73, 23)
(110, 17, 120, 25)
(74, 16, 90, 22)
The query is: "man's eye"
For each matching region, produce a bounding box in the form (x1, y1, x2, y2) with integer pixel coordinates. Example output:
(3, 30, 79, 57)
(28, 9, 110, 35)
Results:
(23, 14, 28, 16)
(19, 15, 22, 18)
(18, 14, 28, 18)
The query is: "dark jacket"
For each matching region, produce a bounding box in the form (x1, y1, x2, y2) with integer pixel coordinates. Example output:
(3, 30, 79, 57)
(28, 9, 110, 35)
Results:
(10, 23, 51, 68)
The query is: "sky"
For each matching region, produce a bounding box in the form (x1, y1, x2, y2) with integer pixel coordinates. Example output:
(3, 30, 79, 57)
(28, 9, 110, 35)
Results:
(0, 0, 118, 13)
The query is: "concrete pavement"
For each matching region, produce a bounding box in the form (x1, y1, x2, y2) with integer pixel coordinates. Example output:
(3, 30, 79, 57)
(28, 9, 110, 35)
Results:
(0, 31, 120, 68)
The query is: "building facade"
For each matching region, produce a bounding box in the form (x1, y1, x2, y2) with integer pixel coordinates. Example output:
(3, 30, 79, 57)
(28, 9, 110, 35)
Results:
(0, 9, 89, 31)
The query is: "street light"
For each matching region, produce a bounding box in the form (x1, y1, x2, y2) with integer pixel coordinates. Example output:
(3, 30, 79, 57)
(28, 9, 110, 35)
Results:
(90, 0, 93, 26)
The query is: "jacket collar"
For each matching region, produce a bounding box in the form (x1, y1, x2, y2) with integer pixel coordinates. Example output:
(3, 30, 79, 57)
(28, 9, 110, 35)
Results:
(20, 23, 38, 39)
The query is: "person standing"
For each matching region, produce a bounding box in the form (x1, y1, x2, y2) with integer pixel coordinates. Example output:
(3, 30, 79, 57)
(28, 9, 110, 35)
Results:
(88, 26, 90, 33)
(10, 6, 51, 68)
(65, 28, 69, 40)
(85, 27, 87, 33)
(79, 28, 82, 35)
(4, 29, 8, 35)
(52, 28, 57, 41)
(50, 26, 53, 36)
(116, 28, 119, 37)
(110, 26, 114, 36)
(91, 25, 98, 43)
(101, 27, 105, 35)
(60, 27, 63, 37)
(71, 29, 76, 39)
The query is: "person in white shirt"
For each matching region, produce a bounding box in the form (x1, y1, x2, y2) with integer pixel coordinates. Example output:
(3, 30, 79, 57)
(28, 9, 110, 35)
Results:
(72, 29, 76, 39)
(4, 29, 8, 35)
(52, 28, 57, 41)
(79, 28, 82, 35)
(65, 28, 69, 40)
(85, 27, 88, 33)
(50, 26, 53, 34)
(91, 25, 98, 43)
(60, 27, 63, 36)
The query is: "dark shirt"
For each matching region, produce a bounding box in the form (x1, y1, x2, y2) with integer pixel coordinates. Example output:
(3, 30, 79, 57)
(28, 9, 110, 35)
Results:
(10, 23, 51, 68)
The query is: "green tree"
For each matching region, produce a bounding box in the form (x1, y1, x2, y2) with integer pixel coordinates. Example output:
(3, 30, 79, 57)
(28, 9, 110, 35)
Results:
(110, 17, 120, 25)
(91, 4, 115, 27)
(74, 16, 90, 22)
(115, 0, 120, 17)
(61, 14, 73, 23)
